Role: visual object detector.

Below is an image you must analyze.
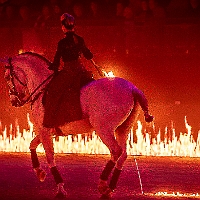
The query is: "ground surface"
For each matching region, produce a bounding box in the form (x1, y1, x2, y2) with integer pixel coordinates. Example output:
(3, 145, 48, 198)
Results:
(0, 153, 200, 200)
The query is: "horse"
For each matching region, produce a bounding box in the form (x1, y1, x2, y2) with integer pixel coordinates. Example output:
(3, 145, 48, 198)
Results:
(1, 52, 153, 199)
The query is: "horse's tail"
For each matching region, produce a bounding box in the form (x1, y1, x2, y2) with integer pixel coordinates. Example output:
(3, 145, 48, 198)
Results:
(132, 86, 154, 123)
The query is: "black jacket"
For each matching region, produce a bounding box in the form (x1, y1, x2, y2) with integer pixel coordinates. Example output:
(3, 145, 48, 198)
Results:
(50, 31, 93, 71)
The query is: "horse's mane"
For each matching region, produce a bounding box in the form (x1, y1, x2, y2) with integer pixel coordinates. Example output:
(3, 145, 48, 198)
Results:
(19, 52, 51, 66)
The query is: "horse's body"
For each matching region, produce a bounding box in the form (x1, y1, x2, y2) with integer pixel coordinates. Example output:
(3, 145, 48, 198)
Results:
(2, 52, 153, 198)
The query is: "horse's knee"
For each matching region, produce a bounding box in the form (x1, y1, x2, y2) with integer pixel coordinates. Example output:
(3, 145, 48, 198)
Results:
(116, 151, 127, 170)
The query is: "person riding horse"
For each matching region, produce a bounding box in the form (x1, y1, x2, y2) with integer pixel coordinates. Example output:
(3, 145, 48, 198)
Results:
(43, 13, 103, 128)
(43, 12, 153, 129)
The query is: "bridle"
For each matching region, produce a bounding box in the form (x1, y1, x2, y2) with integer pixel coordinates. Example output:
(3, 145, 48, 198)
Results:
(5, 57, 54, 107)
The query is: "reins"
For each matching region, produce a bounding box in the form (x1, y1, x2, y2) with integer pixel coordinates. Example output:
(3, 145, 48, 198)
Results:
(25, 73, 54, 106)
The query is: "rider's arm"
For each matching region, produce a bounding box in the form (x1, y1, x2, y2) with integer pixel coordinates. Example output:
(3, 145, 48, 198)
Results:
(79, 36, 105, 77)
(49, 41, 62, 72)
(90, 59, 105, 77)
(78, 35, 93, 60)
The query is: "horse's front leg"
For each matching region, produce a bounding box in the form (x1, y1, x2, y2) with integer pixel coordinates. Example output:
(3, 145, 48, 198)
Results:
(39, 127, 67, 198)
(29, 135, 46, 182)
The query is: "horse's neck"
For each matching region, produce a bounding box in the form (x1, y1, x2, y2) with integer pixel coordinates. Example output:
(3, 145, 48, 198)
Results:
(18, 59, 52, 93)
(29, 71, 52, 94)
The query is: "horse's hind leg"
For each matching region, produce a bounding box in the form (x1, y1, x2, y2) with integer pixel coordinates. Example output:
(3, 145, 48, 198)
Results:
(99, 128, 129, 199)
(95, 127, 122, 197)
(114, 104, 140, 172)
(108, 128, 128, 194)
(100, 104, 140, 198)
(29, 135, 46, 182)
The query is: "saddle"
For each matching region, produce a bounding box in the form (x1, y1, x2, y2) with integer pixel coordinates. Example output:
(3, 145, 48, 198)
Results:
(42, 70, 94, 128)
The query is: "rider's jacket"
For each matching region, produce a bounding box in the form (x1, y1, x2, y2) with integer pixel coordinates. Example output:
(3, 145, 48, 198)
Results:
(49, 31, 93, 71)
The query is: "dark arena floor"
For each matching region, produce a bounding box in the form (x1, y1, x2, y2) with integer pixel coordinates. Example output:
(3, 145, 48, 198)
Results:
(0, 153, 200, 200)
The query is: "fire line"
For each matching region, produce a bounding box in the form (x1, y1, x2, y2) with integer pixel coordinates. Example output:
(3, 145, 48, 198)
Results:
(0, 114, 200, 157)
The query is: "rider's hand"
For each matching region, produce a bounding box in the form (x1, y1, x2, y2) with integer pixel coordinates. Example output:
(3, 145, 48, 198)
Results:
(48, 63, 59, 75)
(97, 68, 105, 77)
(48, 63, 58, 71)
(90, 59, 105, 77)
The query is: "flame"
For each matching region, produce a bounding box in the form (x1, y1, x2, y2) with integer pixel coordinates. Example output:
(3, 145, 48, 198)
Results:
(154, 191, 199, 198)
(104, 71, 115, 77)
(1, 115, 200, 197)
(0, 114, 200, 157)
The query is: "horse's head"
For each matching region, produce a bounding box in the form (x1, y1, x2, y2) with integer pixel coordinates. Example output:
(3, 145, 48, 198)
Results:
(2, 52, 53, 107)
(4, 57, 29, 107)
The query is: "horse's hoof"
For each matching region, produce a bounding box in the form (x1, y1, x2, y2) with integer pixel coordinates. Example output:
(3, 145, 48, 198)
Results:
(38, 170, 46, 182)
(34, 168, 46, 182)
(100, 193, 112, 199)
(55, 192, 66, 199)
(55, 183, 67, 199)
(98, 180, 108, 194)
(100, 188, 113, 199)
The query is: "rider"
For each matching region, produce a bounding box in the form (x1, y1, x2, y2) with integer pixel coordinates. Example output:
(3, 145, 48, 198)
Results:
(43, 13, 103, 128)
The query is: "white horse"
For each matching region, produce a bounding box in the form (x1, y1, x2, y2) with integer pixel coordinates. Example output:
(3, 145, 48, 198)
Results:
(2, 52, 153, 199)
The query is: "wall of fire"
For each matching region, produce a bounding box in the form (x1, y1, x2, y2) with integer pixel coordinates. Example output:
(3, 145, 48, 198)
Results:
(0, 22, 199, 138)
